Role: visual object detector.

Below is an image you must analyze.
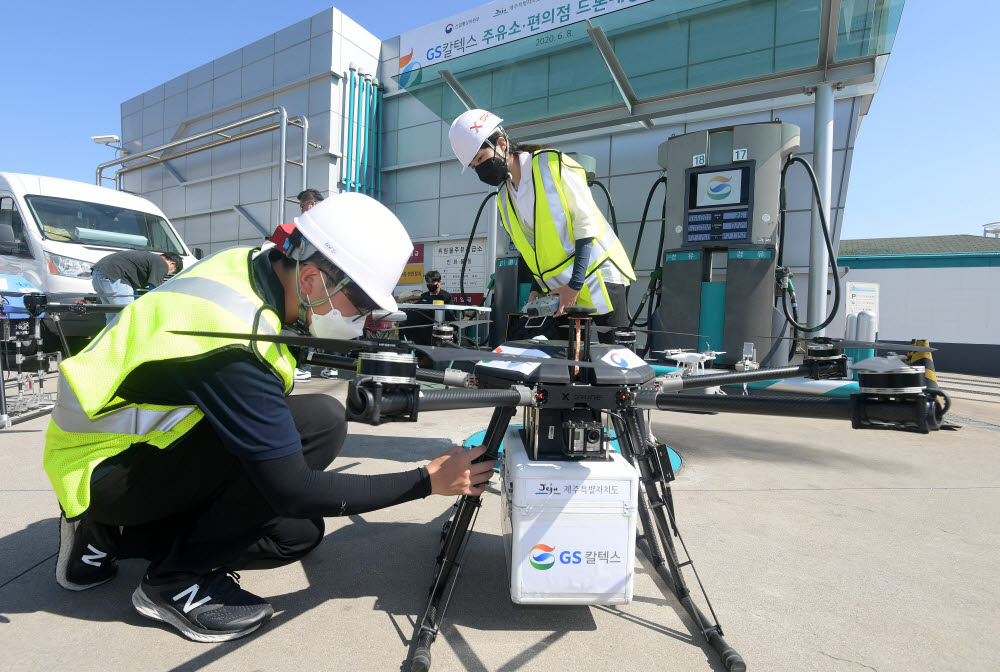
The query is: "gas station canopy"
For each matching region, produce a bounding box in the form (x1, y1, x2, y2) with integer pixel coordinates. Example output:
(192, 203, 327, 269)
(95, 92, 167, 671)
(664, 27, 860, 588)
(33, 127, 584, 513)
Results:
(391, 0, 903, 138)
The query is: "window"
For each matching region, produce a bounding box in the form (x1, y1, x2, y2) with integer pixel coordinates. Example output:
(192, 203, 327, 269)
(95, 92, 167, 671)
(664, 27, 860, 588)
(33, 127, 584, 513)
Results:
(23, 194, 184, 254)
(0, 197, 32, 258)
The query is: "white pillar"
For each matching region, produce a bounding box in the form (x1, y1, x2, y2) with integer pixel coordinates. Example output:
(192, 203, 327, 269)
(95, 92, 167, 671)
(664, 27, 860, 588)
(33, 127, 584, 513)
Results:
(807, 83, 834, 334)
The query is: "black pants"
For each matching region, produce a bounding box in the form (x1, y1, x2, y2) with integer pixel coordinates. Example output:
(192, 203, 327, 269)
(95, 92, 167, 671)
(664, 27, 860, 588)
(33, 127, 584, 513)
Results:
(86, 394, 346, 582)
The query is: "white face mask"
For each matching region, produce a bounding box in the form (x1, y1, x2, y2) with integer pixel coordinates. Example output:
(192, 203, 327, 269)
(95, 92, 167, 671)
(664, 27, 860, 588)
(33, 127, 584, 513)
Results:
(310, 305, 365, 340)
(306, 274, 366, 340)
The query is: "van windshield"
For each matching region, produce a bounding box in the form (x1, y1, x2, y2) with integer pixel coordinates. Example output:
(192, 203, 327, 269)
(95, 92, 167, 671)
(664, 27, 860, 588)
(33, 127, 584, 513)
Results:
(24, 194, 185, 254)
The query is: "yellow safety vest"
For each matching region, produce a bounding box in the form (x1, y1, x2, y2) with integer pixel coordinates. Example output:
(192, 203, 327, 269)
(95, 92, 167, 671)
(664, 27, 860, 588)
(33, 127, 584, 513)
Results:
(496, 150, 636, 315)
(44, 247, 297, 518)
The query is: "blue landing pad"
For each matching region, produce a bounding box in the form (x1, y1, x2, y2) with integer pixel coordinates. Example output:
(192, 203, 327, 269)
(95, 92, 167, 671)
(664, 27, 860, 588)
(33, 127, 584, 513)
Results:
(463, 424, 683, 473)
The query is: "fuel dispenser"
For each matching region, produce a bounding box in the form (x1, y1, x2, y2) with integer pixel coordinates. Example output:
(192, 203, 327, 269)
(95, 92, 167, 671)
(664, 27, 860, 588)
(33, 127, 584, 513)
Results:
(654, 122, 800, 367)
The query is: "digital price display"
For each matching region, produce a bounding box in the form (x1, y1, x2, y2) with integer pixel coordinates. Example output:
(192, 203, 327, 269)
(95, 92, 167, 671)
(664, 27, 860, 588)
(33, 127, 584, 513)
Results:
(685, 209, 750, 244)
(683, 164, 755, 246)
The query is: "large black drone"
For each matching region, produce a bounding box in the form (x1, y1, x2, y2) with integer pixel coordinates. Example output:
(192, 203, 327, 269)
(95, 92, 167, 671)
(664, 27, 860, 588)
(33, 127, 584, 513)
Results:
(177, 306, 945, 672)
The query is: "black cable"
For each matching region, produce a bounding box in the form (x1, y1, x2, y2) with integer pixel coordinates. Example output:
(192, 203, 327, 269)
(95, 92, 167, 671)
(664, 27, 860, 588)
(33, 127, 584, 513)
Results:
(626, 176, 667, 332)
(637, 189, 668, 359)
(589, 179, 618, 236)
(460, 190, 499, 307)
(653, 188, 667, 312)
(629, 176, 667, 274)
(777, 155, 841, 333)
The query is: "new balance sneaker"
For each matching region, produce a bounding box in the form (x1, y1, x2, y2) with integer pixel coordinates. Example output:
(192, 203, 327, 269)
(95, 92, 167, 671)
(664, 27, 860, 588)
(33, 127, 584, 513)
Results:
(55, 512, 119, 591)
(132, 569, 273, 642)
(294, 367, 312, 382)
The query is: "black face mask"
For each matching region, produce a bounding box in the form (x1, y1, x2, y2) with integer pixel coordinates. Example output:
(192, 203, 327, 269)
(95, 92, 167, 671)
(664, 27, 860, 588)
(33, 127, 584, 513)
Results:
(475, 154, 509, 187)
(427, 283, 439, 292)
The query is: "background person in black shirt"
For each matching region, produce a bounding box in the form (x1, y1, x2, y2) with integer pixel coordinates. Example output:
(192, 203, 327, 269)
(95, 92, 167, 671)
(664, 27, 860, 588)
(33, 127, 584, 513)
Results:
(91, 250, 183, 322)
(419, 270, 452, 306)
(403, 270, 455, 346)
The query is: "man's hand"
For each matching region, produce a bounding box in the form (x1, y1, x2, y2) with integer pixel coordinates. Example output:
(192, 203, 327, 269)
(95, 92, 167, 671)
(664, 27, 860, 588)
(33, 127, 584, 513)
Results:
(426, 445, 496, 496)
(551, 285, 581, 317)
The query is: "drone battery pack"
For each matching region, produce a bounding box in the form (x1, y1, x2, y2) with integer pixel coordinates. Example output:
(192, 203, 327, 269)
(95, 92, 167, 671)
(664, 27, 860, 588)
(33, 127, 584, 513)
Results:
(500, 427, 638, 605)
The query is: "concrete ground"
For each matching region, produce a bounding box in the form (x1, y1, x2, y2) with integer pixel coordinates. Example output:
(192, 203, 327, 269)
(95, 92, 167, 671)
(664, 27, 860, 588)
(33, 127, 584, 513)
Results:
(1, 368, 997, 672)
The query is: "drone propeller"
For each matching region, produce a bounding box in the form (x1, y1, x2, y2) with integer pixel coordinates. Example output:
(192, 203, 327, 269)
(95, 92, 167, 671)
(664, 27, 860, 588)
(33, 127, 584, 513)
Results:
(169, 330, 599, 368)
(447, 319, 492, 329)
(760, 335, 935, 353)
(395, 318, 492, 332)
(0, 290, 102, 300)
(557, 324, 707, 338)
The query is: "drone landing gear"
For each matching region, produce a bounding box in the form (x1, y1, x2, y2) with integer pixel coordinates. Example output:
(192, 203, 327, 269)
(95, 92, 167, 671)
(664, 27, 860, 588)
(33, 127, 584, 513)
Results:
(408, 406, 515, 672)
(611, 408, 746, 672)
(407, 401, 744, 672)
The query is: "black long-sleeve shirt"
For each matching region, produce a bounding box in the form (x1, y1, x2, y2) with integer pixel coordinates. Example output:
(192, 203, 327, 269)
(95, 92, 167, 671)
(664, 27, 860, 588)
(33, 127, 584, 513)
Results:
(114, 250, 431, 518)
(93, 250, 170, 290)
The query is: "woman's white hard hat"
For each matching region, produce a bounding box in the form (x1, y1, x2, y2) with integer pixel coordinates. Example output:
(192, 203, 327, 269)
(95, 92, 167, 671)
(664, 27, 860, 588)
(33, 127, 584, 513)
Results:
(294, 192, 413, 312)
(449, 109, 504, 172)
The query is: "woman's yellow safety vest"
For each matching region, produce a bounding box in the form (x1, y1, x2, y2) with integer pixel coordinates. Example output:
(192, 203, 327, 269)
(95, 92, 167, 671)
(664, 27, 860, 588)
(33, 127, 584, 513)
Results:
(44, 247, 298, 518)
(496, 150, 636, 315)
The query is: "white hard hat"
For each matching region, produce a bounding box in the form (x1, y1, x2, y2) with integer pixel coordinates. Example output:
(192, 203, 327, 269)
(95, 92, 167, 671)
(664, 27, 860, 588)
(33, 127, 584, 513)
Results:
(449, 109, 504, 172)
(294, 193, 413, 312)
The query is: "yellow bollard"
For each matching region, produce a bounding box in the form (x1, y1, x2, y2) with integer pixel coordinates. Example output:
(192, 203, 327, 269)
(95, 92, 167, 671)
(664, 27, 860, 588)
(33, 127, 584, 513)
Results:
(907, 339, 939, 390)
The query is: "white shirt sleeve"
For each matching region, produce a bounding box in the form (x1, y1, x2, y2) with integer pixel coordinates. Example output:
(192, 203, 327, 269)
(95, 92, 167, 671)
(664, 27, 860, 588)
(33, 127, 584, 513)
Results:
(560, 162, 604, 241)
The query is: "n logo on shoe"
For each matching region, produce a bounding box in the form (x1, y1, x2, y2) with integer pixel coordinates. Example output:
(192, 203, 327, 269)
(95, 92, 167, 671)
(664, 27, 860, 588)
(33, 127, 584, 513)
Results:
(81, 544, 107, 567)
(173, 584, 212, 614)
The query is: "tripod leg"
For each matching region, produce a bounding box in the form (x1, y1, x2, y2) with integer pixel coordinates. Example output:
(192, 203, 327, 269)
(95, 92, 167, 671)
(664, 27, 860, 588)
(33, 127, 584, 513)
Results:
(409, 406, 515, 672)
(613, 410, 746, 672)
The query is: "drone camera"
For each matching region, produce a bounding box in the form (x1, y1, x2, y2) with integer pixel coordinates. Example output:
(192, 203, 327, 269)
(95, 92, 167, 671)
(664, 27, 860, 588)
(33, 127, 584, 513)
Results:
(562, 422, 608, 459)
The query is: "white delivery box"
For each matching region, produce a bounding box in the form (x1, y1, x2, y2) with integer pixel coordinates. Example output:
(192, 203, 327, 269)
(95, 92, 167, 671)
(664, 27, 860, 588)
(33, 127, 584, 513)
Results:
(500, 425, 639, 604)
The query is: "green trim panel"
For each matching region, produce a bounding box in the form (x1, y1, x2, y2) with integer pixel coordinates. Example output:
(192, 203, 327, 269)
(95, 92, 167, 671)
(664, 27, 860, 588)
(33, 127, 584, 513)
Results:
(665, 251, 701, 263)
(728, 249, 773, 260)
(839, 253, 1000, 269)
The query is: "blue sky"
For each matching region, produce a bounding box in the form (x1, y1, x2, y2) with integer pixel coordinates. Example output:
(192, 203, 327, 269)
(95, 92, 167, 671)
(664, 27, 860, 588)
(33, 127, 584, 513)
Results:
(0, 1, 994, 240)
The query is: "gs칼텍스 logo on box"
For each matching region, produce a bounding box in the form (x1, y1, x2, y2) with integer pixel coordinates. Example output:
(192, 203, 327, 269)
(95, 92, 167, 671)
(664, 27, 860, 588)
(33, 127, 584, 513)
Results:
(528, 544, 556, 570)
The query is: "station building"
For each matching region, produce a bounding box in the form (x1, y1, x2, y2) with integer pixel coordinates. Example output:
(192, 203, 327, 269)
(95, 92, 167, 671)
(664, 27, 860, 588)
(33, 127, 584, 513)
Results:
(116, 0, 906, 347)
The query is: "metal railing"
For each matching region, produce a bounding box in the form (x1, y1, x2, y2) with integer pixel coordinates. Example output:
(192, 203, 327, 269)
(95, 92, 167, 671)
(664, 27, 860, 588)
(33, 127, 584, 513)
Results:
(96, 107, 309, 228)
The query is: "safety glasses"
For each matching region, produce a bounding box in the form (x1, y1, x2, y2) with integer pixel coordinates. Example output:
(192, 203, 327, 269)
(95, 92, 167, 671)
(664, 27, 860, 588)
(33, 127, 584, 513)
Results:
(324, 272, 378, 320)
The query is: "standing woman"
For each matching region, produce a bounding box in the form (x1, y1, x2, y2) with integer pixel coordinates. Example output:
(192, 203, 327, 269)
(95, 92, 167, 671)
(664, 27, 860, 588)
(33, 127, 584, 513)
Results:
(448, 109, 635, 341)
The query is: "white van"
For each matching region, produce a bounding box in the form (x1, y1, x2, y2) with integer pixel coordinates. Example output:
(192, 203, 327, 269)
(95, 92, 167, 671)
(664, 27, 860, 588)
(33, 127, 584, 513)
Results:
(0, 172, 198, 345)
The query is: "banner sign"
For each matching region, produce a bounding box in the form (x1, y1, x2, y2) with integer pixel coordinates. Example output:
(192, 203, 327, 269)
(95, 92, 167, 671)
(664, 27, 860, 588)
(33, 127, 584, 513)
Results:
(398, 0, 657, 82)
(433, 239, 487, 299)
(399, 263, 424, 284)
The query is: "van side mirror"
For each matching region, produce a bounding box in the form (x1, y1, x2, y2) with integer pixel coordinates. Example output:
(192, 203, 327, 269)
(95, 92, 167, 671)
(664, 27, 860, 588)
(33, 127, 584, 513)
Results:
(193, 247, 204, 260)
